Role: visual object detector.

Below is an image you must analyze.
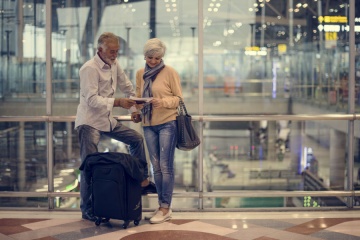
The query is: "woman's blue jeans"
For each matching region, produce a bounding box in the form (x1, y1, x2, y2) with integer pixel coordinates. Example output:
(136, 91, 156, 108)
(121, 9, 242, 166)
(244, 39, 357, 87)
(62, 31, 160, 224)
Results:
(143, 120, 177, 209)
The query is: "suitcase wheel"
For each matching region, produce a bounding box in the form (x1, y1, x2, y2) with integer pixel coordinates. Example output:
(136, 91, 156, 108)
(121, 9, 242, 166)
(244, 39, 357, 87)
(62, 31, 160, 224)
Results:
(134, 220, 140, 226)
(95, 218, 102, 226)
(122, 221, 130, 229)
(94, 217, 110, 226)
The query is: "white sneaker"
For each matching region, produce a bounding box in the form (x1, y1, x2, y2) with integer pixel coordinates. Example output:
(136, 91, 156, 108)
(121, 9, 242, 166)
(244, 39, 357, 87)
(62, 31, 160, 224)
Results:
(149, 209, 172, 224)
(144, 209, 158, 220)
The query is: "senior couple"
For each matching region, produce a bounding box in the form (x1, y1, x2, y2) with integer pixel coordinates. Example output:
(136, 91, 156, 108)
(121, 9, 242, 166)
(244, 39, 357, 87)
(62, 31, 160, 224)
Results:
(75, 32, 182, 224)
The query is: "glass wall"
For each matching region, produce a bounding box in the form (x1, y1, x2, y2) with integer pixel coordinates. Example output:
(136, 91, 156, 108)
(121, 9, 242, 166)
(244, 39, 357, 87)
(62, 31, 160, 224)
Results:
(0, 0, 359, 211)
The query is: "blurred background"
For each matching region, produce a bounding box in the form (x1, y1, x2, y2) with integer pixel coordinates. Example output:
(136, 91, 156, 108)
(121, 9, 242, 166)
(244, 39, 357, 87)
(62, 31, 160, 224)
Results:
(0, 0, 359, 210)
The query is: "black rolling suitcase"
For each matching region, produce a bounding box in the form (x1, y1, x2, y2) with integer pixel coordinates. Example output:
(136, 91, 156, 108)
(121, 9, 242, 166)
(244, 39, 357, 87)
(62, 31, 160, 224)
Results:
(91, 162, 142, 227)
(80, 152, 144, 228)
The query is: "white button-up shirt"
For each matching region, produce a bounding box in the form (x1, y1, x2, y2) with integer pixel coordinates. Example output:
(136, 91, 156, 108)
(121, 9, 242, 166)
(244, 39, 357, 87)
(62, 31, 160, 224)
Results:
(75, 53, 135, 132)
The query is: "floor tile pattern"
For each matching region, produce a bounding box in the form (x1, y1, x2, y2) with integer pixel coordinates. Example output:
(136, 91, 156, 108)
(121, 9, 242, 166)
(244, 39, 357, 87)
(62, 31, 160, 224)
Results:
(1, 212, 360, 240)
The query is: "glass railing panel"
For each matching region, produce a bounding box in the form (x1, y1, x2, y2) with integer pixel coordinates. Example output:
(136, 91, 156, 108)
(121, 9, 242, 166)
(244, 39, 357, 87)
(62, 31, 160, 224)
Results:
(0, 122, 47, 194)
(0, 116, 357, 209)
(54, 196, 79, 209)
(202, 120, 352, 209)
(0, 197, 48, 208)
(52, 122, 80, 209)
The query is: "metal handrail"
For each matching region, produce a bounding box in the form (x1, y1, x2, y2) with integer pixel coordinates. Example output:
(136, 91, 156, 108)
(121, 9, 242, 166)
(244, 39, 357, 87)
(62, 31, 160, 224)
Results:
(0, 190, 358, 199)
(0, 114, 358, 122)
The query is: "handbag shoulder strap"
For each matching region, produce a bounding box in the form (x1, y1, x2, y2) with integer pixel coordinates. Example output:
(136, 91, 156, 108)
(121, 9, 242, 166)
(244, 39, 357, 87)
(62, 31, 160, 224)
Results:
(177, 96, 188, 116)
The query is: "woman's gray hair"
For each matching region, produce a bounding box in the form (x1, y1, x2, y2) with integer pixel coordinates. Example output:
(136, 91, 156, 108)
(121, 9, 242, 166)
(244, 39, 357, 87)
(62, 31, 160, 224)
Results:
(143, 38, 166, 57)
(97, 32, 120, 50)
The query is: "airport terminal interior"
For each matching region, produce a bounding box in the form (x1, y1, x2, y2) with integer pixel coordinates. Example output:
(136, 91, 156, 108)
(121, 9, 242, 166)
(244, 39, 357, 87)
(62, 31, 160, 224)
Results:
(1, 0, 360, 239)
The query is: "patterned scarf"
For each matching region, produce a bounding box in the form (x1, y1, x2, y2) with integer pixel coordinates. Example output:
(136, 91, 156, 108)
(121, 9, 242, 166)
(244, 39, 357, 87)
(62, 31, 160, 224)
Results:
(141, 60, 165, 123)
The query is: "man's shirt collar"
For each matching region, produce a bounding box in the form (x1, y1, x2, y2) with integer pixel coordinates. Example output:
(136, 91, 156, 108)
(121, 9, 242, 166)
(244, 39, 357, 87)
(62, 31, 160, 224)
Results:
(95, 52, 112, 69)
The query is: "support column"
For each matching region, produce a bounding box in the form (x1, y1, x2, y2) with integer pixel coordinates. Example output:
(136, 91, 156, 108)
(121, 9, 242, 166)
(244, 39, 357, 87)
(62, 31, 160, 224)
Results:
(17, 0, 24, 90)
(290, 121, 302, 174)
(329, 129, 346, 189)
(66, 122, 72, 160)
(149, 0, 156, 38)
(18, 122, 26, 191)
(267, 121, 276, 161)
(91, 0, 98, 57)
(249, 121, 260, 160)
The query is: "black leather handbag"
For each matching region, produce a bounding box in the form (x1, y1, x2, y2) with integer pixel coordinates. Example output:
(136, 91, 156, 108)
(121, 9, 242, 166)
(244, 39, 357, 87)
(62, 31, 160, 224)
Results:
(176, 97, 201, 151)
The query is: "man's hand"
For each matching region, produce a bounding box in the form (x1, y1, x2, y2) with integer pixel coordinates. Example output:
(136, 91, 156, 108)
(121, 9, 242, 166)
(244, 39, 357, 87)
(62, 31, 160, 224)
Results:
(131, 112, 142, 123)
(114, 98, 136, 109)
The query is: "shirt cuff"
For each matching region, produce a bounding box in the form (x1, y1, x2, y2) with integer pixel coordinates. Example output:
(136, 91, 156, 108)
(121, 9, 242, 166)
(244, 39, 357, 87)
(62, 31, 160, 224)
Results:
(108, 98, 115, 111)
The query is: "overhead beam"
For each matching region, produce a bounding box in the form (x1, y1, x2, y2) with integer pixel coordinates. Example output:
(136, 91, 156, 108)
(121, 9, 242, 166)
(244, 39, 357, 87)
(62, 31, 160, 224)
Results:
(265, 2, 284, 18)
(255, 16, 306, 26)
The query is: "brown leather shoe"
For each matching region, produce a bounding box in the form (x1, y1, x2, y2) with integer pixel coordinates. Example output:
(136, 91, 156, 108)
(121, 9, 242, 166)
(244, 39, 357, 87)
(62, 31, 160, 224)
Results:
(82, 211, 96, 222)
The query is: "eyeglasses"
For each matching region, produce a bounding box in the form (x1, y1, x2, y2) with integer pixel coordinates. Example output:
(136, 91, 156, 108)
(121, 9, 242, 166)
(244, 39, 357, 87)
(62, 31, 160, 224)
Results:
(110, 50, 120, 55)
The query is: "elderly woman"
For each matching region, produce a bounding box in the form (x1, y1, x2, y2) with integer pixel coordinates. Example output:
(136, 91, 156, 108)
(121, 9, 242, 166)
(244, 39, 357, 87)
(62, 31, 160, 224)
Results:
(134, 38, 183, 224)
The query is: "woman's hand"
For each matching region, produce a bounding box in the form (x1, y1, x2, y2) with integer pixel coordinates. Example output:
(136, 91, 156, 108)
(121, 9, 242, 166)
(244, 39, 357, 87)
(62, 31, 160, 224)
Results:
(135, 103, 144, 110)
(151, 98, 163, 108)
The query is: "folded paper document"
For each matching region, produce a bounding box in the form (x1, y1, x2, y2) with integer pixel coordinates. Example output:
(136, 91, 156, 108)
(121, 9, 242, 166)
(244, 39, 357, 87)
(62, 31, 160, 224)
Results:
(130, 96, 153, 104)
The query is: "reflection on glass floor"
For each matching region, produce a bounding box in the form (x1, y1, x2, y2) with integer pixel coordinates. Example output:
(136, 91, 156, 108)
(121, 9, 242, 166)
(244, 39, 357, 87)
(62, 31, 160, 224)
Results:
(2, 210, 360, 240)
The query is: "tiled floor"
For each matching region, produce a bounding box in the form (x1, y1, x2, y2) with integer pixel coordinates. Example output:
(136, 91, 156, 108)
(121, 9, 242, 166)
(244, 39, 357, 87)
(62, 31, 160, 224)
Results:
(1, 210, 360, 240)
